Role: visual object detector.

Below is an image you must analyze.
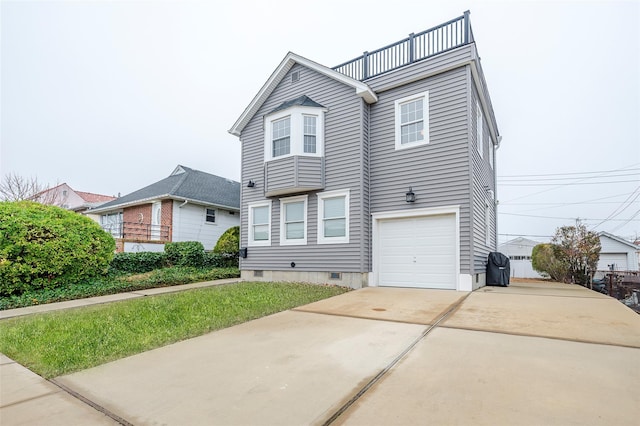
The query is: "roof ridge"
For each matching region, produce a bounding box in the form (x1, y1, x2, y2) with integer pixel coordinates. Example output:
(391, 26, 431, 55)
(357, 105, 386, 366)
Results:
(168, 168, 190, 195)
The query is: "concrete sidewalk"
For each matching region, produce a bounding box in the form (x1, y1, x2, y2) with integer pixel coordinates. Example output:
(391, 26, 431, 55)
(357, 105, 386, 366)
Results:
(2, 281, 639, 425)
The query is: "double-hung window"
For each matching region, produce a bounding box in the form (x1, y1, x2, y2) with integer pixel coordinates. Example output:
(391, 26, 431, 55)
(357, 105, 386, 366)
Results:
(395, 91, 429, 150)
(248, 201, 272, 246)
(476, 101, 484, 158)
(303, 115, 316, 154)
(317, 189, 349, 244)
(205, 208, 216, 224)
(280, 195, 308, 245)
(272, 117, 291, 157)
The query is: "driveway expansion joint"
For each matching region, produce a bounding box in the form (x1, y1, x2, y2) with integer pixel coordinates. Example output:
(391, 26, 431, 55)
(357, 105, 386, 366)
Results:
(321, 291, 473, 426)
(50, 378, 133, 426)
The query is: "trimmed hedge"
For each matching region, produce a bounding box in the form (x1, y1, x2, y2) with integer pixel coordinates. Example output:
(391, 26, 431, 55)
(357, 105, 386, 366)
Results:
(109, 252, 167, 275)
(0, 201, 115, 296)
(164, 241, 205, 267)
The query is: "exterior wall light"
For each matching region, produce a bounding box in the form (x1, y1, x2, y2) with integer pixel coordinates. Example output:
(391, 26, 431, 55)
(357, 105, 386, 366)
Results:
(405, 187, 416, 203)
(247, 180, 255, 188)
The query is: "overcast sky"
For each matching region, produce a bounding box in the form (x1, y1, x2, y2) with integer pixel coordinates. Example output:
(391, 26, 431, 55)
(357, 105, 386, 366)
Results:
(1, 0, 639, 244)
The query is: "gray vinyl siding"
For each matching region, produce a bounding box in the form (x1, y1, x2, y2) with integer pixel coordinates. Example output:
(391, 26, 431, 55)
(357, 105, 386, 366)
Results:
(368, 66, 472, 274)
(264, 156, 324, 196)
(470, 76, 497, 272)
(240, 64, 366, 273)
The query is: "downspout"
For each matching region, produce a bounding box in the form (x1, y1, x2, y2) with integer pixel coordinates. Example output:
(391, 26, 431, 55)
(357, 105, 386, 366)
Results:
(178, 200, 188, 208)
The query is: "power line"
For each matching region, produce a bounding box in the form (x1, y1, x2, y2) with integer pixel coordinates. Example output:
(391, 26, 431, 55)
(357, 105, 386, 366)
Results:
(498, 165, 640, 178)
(499, 171, 640, 182)
(500, 179, 639, 186)
(499, 212, 640, 221)
(502, 163, 640, 203)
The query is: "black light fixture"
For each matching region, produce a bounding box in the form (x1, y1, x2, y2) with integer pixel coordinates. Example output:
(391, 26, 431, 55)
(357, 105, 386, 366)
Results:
(247, 180, 255, 188)
(405, 187, 416, 203)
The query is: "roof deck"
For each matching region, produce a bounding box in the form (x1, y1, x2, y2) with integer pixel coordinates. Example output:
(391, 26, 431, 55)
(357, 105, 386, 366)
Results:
(333, 11, 474, 81)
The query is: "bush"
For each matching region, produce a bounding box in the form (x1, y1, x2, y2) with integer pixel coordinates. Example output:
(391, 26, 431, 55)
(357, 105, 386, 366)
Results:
(213, 226, 239, 268)
(203, 251, 238, 268)
(531, 243, 568, 282)
(0, 201, 115, 295)
(164, 241, 205, 267)
(214, 226, 239, 255)
(110, 252, 167, 275)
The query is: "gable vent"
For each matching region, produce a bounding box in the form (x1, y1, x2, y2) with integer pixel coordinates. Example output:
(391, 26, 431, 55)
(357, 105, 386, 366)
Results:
(291, 71, 300, 83)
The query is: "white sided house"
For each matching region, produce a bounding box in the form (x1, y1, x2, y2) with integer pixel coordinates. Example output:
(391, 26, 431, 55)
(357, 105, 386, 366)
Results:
(498, 237, 545, 279)
(230, 12, 500, 291)
(90, 166, 240, 253)
(597, 232, 640, 271)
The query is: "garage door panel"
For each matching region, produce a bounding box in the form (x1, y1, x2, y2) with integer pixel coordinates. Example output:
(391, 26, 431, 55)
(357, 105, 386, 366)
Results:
(378, 213, 456, 290)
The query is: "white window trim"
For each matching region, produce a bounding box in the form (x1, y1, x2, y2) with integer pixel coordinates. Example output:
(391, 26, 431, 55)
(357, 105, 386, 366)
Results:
(279, 195, 308, 246)
(248, 200, 272, 247)
(317, 189, 350, 245)
(204, 207, 216, 225)
(264, 106, 325, 161)
(476, 101, 484, 158)
(395, 91, 430, 150)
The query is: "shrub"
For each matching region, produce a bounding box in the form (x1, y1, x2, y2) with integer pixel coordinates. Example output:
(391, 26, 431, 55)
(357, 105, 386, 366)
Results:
(203, 251, 238, 268)
(164, 241, 205, 267)
(531, 243, 568, 282)
(0, 201, 115, 295)
(213, 226, 239, 268)
(214, 226, 239, 255)
(109, 252, 167, 275)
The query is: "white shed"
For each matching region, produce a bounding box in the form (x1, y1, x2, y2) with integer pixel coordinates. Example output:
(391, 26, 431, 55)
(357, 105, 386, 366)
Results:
(498, 237, 545, 279)
(597, 232, 639, 271)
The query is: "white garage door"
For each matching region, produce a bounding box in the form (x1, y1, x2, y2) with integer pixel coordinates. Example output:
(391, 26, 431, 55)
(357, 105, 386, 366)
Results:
(599, 253, 628, 271)
(378, 213, 456, 289)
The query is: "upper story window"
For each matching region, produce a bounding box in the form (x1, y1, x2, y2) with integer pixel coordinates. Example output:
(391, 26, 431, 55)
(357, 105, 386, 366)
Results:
(395, 91, 429, 150)
(264, 95, 326, 161)
(248, 200, 272, 247)
(205, 208, 216, 223)
(476, 101, 484, 159)
(303, 116, 316, 154)
(272, 117, 291, 157)
(280, 195, 308, 245)
(317, 189, 349, 244)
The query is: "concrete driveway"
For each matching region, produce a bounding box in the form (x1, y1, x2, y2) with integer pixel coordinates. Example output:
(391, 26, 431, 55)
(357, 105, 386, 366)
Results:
(4, 281, 640, 425)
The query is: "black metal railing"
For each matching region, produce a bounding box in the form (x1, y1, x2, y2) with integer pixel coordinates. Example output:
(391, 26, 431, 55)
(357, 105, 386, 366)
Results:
(333, 11, 473, 81)
(101, 221, 171, 242)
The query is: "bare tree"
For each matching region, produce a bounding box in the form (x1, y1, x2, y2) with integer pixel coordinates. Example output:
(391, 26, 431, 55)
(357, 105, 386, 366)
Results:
(0, 173, 60, 204)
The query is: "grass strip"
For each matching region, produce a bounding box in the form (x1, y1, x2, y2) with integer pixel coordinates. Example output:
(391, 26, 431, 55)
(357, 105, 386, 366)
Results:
(0, 281, 348, 378)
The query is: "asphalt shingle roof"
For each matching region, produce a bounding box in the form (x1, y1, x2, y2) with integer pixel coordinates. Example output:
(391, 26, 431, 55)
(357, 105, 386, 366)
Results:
(92, 166, 240, 212)
(269, 95, 325, 114)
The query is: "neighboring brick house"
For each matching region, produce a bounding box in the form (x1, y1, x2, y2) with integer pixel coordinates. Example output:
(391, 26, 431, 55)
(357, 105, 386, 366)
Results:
(32, 183, 116, 221)
(89, 165, 240, 253)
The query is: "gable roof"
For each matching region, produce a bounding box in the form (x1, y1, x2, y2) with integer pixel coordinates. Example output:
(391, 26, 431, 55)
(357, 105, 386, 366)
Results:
(90, 165, 240, 213)
(75, 191, 116, 204)
(229, 52, 377, 137)
(498, 237, 543, 249)
(598, 232, 640, 250)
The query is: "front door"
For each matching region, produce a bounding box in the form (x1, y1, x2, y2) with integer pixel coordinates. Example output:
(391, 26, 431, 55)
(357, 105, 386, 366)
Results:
(151, 202, 161, 240)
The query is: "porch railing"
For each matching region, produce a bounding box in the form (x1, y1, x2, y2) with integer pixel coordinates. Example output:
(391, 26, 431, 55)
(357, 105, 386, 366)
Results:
(332, 11, 473, 81)
(101, 221, 171, 242)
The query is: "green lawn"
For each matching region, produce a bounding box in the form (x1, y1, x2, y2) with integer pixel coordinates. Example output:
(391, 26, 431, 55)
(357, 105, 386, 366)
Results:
(0, 281, 349, 378)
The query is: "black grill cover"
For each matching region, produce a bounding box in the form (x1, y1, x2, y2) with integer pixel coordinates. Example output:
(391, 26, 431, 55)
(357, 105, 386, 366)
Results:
(487, 252, 510, 286)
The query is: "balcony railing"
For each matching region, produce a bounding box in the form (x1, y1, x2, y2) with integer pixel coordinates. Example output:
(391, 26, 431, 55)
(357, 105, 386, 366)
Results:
(101, 221, 171, 242)
(332, 11, 473, 81)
